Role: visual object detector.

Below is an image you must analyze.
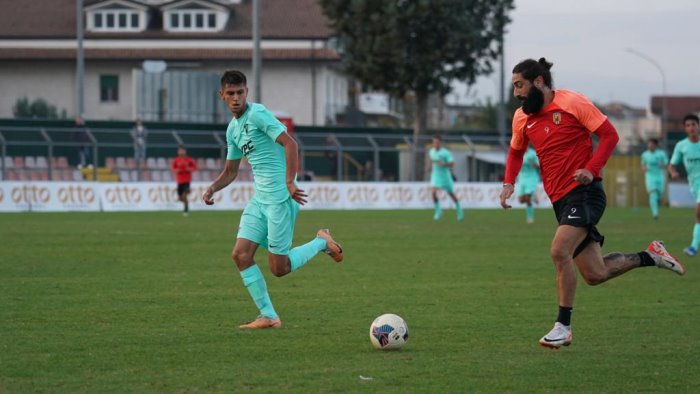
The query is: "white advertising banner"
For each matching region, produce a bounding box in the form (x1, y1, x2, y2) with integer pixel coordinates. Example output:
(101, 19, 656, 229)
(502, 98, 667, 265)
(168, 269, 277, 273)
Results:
(0, 182, 101, 212)
(0, 181, 552, 212)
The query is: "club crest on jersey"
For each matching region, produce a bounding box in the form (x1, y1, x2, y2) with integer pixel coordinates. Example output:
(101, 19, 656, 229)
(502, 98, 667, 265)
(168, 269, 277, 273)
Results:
(244, 124, 249, 134)
(553, 112, 561, 125)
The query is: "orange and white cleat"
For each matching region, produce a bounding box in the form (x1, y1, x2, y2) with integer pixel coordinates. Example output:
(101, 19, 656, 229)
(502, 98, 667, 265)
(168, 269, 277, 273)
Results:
(647, 240, 685, 276)
(316, 229, 344, 263)
(239, 316, 282, 329)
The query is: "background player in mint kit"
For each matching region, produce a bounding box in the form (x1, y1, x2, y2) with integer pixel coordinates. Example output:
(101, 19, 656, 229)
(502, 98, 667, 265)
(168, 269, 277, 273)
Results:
(202, 70, 343, 329)
(669, 114, 700, 257)
(516, 145, 540, 223)
(640, 138, 668, 220)
(428, 136, 463, 221)
(500, 58, 685, 349)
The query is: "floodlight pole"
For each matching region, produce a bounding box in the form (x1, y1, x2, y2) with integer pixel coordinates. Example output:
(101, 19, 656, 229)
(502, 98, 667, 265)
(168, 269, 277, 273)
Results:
(626, 48, 667, 150)
(252, 0, 262, 102)
(76, 0, 85, 118)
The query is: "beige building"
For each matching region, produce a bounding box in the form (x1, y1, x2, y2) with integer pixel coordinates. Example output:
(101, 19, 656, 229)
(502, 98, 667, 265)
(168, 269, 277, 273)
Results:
(0, 0, 348, 125)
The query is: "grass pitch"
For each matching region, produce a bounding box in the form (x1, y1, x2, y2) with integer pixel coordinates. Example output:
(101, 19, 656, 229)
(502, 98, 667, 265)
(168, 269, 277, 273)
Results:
(1, 208, 699, 393)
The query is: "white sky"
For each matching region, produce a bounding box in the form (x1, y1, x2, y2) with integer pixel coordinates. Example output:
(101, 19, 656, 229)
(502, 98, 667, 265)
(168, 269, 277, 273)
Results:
(449, 0, 700, 108)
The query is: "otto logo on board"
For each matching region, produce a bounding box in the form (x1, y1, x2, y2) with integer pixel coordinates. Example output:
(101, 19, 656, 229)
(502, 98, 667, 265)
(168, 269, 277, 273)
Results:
(347, 186, 379, 203)
(11, 185, 50, 204)
(148, 185, 179, 203)
(229, 184, 255, 203)
(105, 186, 142, 204)
(58, 186, 96, 204)
(307, 185, 340, 203)
(384, 186, 413, 202)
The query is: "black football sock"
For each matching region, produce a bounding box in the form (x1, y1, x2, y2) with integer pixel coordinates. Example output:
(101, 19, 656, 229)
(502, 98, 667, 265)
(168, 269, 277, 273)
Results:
(638, 252, 656, 267)
(556, 306, 573, 326)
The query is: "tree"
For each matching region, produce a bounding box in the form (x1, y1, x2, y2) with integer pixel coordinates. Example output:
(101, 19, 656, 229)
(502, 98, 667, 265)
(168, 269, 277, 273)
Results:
(13, 97, 59, 119)
(320, 0, 514, 180)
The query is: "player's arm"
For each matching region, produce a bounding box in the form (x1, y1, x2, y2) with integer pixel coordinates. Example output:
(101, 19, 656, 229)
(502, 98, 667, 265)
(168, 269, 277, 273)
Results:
(576, 119, 619, 184)
(276, 132, 308, 205)
(203, 159, 240, 205)
(668, 146, 682, 179)
(500, 147, 526, 209)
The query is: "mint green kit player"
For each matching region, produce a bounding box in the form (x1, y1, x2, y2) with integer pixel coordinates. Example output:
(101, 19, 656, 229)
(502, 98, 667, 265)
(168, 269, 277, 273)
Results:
(670, 136, 700, 255)
(226, 103, 299, 254)
(428, 137, 463, 221)
(429, 147, 455, 193)
(205, 71, 343, 329)
(641, 147, 668, 219)
(670, 138, 700, 203)
(516, 147, 540, 196)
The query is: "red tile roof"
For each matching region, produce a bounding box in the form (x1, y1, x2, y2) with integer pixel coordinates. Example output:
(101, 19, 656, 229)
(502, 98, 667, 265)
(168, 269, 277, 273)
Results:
(0, 0, 333, 39)
(0, 47, 340, 60)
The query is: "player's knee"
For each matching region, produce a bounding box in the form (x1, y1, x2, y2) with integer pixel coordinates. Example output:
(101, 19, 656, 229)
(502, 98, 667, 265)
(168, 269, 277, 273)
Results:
(549, 247, 571, 265)
(269, 265, 289, 277)
(231, 249, 253, 267)
(582, 271, 607, 286)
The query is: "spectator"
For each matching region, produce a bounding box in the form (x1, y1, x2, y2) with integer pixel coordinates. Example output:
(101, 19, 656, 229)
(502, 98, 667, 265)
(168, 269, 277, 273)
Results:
(131, 118, 148, 169)
(72, 116, 92, 168)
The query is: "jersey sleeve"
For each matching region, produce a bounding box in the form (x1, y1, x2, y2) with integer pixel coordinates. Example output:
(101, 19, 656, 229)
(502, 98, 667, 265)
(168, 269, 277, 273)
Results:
(510, 109, 528, 150)
(557, 90, 607, 132)
(443, 149, 454, 163)
(226, 131, 243, 161)
(670, 143, 683, 166)
(251, 106, 286, 142)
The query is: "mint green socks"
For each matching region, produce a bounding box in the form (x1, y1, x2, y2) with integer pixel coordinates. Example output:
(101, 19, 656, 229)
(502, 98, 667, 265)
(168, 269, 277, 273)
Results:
(433, 200, 442, 220)
(289, 237, 327, 271)
(526, 205, 535, 222)
(692, 223, 700, 250)
(649, 191, 659, 218)
(240, 265, 278, 319)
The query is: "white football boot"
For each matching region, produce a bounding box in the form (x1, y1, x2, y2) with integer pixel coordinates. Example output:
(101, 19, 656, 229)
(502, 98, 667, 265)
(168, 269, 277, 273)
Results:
(539, 322, 572, 349)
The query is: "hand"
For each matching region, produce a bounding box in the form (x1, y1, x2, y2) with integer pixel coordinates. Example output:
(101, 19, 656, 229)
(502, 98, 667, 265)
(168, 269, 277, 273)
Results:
(500, 184, 514, 209)
(573, 169, 594, 185)
(202, 187, 215, 205)
(669, 168, 679, 179)
(288, 183, 308, 205)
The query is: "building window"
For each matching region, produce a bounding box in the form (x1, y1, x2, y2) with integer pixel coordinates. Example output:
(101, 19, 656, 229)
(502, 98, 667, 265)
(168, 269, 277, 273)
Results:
(89, 9, 143, 32)
(100, 75, 119, 102)
(165, 10, 223, 32)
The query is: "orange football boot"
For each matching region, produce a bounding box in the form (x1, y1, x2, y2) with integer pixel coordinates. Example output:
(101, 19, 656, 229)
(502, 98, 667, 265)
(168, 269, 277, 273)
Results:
(316, 229, 344, 262)
(239, 316, 282, 329)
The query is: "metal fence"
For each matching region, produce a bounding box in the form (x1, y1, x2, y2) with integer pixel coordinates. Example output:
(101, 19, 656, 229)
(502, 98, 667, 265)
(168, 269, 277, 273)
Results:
(0, 125, 509, 182)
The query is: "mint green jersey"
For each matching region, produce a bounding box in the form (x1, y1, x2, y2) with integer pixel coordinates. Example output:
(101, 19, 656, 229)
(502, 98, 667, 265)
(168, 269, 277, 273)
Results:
(671, 138, 700, 187)
(226, 103, 288, 204)
(429, 147, 454, 189)
(641, 149, 669, 178)
(517, 148, 540, 183)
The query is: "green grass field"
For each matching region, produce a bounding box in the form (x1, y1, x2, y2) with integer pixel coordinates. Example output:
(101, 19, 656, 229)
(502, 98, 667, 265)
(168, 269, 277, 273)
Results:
(1, 208, 699, 393)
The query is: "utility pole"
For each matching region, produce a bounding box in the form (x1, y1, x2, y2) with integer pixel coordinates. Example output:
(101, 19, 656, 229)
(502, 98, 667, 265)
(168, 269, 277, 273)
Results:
(252, 0, 262, 102)
(76, 0, 85, 117)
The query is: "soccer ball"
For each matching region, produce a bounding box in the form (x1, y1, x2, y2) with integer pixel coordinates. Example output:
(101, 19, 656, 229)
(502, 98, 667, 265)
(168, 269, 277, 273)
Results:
(369, 313, 409, 350)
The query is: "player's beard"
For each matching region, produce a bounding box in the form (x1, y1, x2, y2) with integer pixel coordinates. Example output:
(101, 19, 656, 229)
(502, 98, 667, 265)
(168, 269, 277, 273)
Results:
(521, 86, 545, 115)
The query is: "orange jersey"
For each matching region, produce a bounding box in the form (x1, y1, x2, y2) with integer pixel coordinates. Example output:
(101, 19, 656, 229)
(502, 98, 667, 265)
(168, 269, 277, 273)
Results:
(171, 156, 197, 184)
(510, 90, 607, 203)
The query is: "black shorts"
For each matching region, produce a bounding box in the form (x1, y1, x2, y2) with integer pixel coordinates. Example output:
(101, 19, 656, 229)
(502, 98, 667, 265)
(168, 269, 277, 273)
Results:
(177, 183, 191, 196)
(552, 181, 606, 258)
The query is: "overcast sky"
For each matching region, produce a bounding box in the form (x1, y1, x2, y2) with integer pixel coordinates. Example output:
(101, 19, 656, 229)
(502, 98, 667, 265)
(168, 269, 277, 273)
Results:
(449, 0, 700, 108)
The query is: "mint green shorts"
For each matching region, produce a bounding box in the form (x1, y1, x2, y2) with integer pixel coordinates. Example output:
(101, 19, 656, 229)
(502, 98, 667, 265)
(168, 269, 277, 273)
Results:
(517, 179, 538, 196)
(644, 174, 665, 194)
(431, 174, 455, 193)
(237, 197, 300, 255)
